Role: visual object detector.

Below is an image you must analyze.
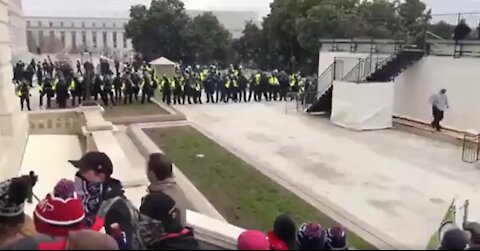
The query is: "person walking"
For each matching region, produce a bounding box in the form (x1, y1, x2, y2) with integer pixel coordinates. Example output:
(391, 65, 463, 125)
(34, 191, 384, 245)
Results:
(429, 89, 449, 132)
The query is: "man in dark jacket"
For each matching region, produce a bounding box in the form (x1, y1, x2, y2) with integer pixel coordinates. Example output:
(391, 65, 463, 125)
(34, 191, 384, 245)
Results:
(453, 19, 472, 41)
(55, 77, 69, 109)
(140, 192, 199, 250)
(70, 151, 125, 228)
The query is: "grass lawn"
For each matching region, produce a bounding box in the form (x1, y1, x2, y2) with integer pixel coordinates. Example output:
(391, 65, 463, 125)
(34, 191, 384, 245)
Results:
(102, 102, 169, 118)
(144, 126, 376, 250)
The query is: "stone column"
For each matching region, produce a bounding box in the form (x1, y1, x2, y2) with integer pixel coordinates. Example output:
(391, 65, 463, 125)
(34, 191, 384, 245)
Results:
(0, 0, 29, 180)
(107, 31, 114, 57)
(65, 29, 72, 52)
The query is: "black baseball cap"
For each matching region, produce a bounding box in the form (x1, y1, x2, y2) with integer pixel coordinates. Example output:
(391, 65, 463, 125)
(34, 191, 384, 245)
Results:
(69, 151, 113, 176)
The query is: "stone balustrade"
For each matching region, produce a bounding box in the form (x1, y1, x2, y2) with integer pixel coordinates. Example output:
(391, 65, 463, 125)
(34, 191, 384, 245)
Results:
(28, 108, 83, 135)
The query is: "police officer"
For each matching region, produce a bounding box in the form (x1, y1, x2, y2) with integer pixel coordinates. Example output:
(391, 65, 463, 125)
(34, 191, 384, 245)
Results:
(269, 71, 280, 101)
(131, 73, 142, 102)
(248, 72, 260, 102)
(25, 63, 35, 88)
(221, 75, 231, 103)
(230, 75, 238, 102)
(122, 73, 134, 105)
(113, 74, 123, 104)
(16, 78, 31, 111)
(39, 75, 54, 109)
(102, 74, 115, 106)
(214, 72, 222, 103)
(161, 75, 171, 105)
(92, 74, 103, 102)
(184, 72, 193, 105)
(55, 76, 69, 109)
(141, 72, 153, 104)
(237, 73, 248, 102)
(203, 71, 212, 103)
(70, 74, 83, 107)
(192, 73, 202, 104)
(260, 72, 270, 101)
(278, 71, 290, 101)
(173, 76, 183, 105)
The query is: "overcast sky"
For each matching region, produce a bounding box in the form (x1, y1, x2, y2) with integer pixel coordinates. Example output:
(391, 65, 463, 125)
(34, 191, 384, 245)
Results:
(22, 0, 274, 17)
(21, 0, 480, 19)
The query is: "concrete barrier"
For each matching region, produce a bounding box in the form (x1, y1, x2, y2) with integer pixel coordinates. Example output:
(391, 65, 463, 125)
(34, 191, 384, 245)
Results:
(126, 123, 226, 222)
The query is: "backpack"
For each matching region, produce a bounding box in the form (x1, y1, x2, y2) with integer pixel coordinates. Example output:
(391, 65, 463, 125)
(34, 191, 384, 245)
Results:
(97, 197, 165, 250)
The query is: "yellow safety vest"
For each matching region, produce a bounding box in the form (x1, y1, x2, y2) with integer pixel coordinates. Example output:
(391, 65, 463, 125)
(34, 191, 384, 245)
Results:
(289, 75, 296, 87)
(52, 79, 59, 91)
(255, 74, 261, 85)
(225, 80, 230, 88)
(69, 80, 75, 90)
(170, 78, 176, 89)
(269, 76, 279, 86)
(299, 80, 305, 93)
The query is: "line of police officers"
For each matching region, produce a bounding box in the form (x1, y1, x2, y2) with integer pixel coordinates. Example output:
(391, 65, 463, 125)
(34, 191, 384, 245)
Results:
(12, 58, 313, 111)
(13, 58, 160, 110)
(159, 65, 310, 106)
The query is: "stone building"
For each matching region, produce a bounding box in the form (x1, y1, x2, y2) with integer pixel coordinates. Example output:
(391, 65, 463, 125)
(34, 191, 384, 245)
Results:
(0, 0, 29, 179)
(24, 9, 258, 59)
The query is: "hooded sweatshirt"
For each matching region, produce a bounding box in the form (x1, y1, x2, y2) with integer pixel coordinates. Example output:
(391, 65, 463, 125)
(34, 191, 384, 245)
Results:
(147, 178, 187, 226)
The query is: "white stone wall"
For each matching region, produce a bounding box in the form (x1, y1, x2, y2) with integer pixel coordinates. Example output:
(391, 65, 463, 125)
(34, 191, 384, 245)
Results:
(25, 16, 133, 59)
(7, 0, 28, 60)
(0, 0, 29, 180)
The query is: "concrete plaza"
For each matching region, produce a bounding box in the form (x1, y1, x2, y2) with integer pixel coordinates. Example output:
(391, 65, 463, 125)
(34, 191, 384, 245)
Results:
(174, 101, 480, 249)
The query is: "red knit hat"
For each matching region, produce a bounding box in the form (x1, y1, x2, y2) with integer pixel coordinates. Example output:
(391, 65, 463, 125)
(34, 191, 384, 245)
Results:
(34, 192, 85, 237)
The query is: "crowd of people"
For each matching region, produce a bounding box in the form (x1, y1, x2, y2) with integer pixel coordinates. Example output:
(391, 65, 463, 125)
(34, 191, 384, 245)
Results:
(2, 149, 480, 250)
(12, 56, 318, 111)
(0, 150, 340, 251)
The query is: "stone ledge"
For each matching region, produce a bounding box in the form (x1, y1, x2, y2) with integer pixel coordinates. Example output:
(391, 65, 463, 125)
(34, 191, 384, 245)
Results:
(187, 210, 243, 250)
(126, 123, 226, 222)
(108, 113, 186, 125)
(393, 116, 477, 146)
(81, 107, 115, 132)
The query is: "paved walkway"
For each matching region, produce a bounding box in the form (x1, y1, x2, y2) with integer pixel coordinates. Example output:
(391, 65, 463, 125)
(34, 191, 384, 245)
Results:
(20, 135, 83, 215)
(114, 125, 147, 171)
(175, 101, 480, 249)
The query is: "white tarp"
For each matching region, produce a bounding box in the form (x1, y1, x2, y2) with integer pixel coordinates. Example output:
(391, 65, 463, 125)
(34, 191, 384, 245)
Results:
(331, 80, 394, 130)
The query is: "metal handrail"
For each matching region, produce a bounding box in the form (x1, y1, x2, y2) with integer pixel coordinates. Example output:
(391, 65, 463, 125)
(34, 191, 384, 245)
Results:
(298, 62, 335, 111)
(462, 133, 480, 163)
(426, 31, 446, 41)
